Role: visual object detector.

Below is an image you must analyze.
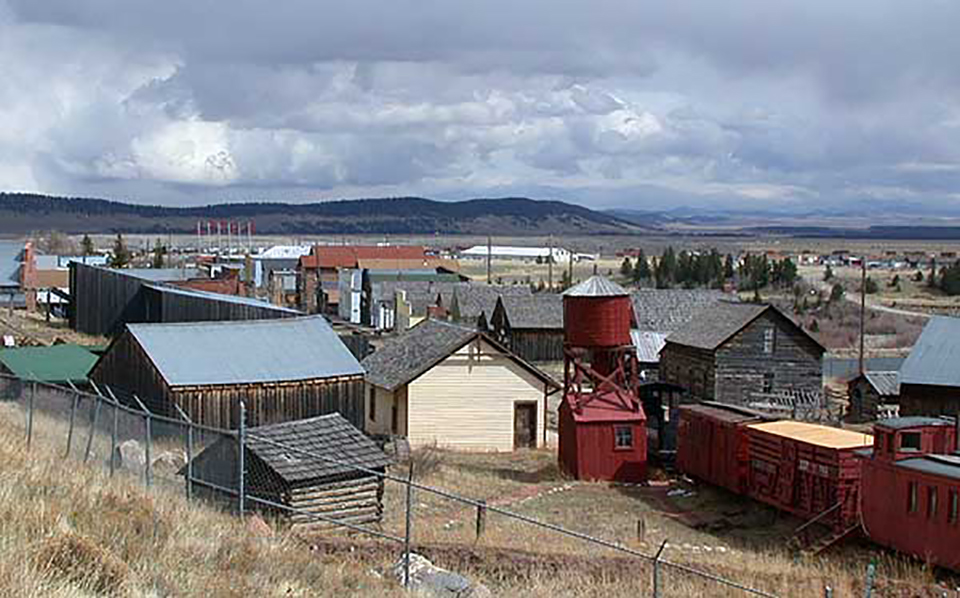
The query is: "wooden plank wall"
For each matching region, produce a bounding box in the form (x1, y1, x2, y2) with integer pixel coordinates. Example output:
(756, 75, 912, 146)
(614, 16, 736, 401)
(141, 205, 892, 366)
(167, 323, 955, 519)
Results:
(510, 329, 564, 362)
(70, 263, 149, 336)
(287, 474, 384, 530)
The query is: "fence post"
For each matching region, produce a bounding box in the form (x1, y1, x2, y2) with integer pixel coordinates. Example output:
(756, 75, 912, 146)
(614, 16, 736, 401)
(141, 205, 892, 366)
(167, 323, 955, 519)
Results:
(404, 461, 414, 588)
(132, 395, 152, 488)
(238, 401, 246, 518)
(652, 539, 668, 598)
(66, 391, 79, 457)
(475, 499, 487, 541)
(84, 392, 102, 463)
(863, 561, 876, 598)
(26, 379, 35, 448)
(174, 404, 194, 500)
(104, 387, 121, 477)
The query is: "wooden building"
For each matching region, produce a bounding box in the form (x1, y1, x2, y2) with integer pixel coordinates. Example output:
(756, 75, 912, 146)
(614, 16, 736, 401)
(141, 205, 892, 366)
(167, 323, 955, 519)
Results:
(362, 319, 557, 451)
(898, 316, 960, 417)
(860, 417, 960, 571)
(187, 413, 391, 529)
(846, 371, 899, 423)
(558, 276, 647, 483)
(745, 420, 872, 530)
(488, 293, 564, 362)
(70, 263, 297, 337)
(660, 302, 825, 407)
(448, 283, 532, 326)
(90, 316, 365, 429)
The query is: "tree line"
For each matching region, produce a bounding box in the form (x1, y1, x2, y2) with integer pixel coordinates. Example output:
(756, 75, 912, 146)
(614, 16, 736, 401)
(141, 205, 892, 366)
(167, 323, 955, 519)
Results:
(619, 248, 797, 291)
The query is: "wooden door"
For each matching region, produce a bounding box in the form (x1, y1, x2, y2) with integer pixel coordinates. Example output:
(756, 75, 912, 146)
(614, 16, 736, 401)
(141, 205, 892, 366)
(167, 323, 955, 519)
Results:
(514, 402, 537, 449)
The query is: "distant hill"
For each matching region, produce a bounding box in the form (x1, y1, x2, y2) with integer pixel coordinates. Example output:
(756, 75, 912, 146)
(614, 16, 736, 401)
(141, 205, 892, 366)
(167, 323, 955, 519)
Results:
(0, 193, 646, 235)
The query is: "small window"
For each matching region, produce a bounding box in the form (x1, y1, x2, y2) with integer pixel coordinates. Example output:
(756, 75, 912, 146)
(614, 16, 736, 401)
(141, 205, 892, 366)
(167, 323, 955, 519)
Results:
(614, 426, 634, 449)
(928, 487, 938, 519)
(949, 490, 958, 524)
(368, 387, 376, 422)
(763, 328, 776, 354)
(908, 481, 918, 513)
(391, 404, 399, 434)
(762, 373, 774, 394)
(901, 432, 921, 451)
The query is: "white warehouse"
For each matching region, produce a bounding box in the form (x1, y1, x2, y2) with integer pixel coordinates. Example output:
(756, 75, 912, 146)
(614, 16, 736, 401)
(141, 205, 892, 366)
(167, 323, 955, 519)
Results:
(461, 245, 584, 262)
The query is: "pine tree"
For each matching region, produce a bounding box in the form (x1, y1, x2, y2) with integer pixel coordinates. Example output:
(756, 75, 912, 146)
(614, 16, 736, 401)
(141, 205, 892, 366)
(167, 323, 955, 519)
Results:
(620, 257, 633, 278)
(110, 234, 130, 268)
(152, 238, 166, 269)
(633, 250, 651, 283)
(81, 234, 95, 256)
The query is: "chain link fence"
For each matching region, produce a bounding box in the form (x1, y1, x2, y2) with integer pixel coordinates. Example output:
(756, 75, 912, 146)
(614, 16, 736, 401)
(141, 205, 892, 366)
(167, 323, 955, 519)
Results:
(0, 372, 783, 597)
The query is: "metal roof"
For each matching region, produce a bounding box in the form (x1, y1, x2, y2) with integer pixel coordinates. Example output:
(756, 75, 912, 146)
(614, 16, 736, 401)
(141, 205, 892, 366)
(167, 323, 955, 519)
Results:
(679, 401, 768, 424)
(562, 275, 629, 297)
(0, 344, 98, 383)
(900, 316, 960, 387)
(144, 284, 302, 314)
(244, 413, 391, 483)
(895, 455, 960, 481)
(123, 267, 201, 282)
(126, 315, 363, 387)
(876, 416, 956, 430)
(863, 371, 900, 397)
(631, 330, 667, 363)
(0, 240, 23, 288)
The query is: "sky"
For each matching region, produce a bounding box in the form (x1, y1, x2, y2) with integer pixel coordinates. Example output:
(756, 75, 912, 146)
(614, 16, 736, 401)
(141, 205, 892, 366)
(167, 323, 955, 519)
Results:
(3, 1, 960, 213)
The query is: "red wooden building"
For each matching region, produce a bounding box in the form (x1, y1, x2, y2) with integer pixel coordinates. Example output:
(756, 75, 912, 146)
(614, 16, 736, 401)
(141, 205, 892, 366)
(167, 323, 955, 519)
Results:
(558, 276, 647, 483)
(676, 402, 769, 495)
(860, 417, 960, 571)
(745, 421, 872, 529)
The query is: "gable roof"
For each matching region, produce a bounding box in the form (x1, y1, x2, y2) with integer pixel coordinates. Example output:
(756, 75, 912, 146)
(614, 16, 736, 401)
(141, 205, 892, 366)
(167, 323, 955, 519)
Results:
(0, 344, 98, 383)
(244, 413, 390, 483)
(0, 240, 24, 289)
(362, 319, 557, 392)
(630, 289, 727, 333)
(497, 293, 564, 329)
(631, 330, 668, 363)
(562, 275, 628, 297)
(666, 302, 825, 353)
(453, 283, 532, 321)
(862, 371, 900, 397)
(143, 283, 302, 315)
(301, 245, 427, 269)
(900, 316, 960, 388)
(124, 316, 363, 387)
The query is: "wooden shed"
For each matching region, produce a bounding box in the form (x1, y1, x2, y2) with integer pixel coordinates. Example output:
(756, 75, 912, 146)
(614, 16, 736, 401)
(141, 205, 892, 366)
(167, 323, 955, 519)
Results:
(187, 413, 391, 530)
(745, 420, 873, 529)
(861, 417, 960, 571)
(676, 402, 769, 495)
(660, 302, 825, 408)
(489, 293, 564, 362)
(90, 316, 365, 429)
(846, 371, 899, 423)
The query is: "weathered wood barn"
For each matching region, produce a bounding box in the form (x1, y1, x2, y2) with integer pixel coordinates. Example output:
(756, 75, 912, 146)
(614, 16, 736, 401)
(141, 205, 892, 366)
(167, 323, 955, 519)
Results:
(660, 302, 825, 407)
(69, 263, 297, 336)
(187, 413, 391, 529)
(362, 319, 558, 451)
(846, 371, 900, 423)
(488, 293, 564, 362)
(449, 283, 532, 327)
(898, 316, 960, 417)
(90, 316, 365, 429)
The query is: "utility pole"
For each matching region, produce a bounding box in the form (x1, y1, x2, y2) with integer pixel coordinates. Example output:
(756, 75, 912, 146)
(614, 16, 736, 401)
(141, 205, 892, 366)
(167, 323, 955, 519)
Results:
(486, 236, 492, 284)
(548, 235, 554, 290)
(858, 256, 866, 376)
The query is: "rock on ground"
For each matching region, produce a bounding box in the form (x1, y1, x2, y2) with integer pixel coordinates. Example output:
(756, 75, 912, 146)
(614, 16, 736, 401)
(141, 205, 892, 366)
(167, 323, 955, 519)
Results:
(110, 439, 145, 471)
(392, 553, 492, 597)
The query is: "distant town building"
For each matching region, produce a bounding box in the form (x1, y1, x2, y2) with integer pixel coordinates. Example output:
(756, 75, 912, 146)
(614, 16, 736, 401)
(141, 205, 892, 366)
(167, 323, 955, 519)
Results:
(460, 245, 574, 262)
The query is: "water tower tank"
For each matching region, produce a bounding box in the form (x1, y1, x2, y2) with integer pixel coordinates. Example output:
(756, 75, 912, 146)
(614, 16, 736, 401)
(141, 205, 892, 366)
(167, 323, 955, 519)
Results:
(563, 276, 632, 347)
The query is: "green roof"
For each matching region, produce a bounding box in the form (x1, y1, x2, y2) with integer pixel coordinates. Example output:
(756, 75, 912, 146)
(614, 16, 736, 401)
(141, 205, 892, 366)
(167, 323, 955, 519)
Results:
(0, 344, 98, 383)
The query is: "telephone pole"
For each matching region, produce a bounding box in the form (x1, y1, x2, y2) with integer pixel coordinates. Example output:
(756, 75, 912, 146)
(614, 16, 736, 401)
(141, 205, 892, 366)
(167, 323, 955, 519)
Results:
(547, 235, 554, 290)
(858, 257, 866, 376)
(486, 236, 492, 284)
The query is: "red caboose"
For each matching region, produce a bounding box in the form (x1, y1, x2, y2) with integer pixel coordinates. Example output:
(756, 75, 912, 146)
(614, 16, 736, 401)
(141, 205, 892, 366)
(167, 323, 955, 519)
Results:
(558, 276, 647, 483)
(861, 417, 960, 571)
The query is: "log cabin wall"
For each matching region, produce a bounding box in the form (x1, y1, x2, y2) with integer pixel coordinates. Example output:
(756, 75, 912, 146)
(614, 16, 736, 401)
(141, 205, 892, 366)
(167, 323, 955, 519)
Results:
(660, 344, 717, 402)
(509, 329, 565, 362)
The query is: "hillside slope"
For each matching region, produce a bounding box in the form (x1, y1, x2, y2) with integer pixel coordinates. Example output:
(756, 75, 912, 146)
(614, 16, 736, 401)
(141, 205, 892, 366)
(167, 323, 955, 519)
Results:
(0, 193, 646, 235)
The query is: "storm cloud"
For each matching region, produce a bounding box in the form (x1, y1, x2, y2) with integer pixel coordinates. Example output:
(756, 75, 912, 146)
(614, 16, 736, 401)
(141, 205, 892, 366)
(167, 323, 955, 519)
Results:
(2, 0, 960, 211)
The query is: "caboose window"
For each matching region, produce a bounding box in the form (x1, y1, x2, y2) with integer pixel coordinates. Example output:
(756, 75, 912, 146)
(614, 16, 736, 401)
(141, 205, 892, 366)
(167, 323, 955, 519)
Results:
(927, 487, 938, 519)
(900, 432, 921, 451)
(949, 491, 958, 524)
(614, 426, 633, 449)
(908, 482, 918, 513)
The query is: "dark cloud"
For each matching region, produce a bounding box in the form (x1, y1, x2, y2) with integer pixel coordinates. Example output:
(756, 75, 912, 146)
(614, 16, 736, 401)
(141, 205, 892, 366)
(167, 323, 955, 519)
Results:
(2, 0, 960, 210)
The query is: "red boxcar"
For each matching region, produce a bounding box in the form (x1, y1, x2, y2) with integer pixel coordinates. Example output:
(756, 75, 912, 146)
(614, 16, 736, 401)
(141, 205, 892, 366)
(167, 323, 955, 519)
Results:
(745, 421, 873, 529)
(861, 417, 960, 571)
(558, 392, 647, 483)
(676, 402, 768, 495)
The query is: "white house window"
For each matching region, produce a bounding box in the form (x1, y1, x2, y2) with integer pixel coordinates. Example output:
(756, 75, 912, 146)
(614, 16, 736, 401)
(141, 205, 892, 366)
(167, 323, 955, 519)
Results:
(763, 328, 776, 354)
(614, 426, 633, 449)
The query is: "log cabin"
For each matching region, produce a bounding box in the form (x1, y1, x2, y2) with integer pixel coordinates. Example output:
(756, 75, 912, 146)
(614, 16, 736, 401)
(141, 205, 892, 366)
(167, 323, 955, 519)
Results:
(488, 293, 564, 362)
(89, 315, 365, 429)
(846, 371, 900, 423)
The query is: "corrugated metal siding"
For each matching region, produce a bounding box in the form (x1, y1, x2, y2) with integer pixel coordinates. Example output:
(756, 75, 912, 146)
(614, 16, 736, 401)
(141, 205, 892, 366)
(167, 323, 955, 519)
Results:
(405, 339, 545, 451)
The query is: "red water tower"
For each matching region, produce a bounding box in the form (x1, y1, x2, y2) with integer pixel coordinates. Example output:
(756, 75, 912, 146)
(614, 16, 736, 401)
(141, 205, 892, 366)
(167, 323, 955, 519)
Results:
(558, 276, 647, 482)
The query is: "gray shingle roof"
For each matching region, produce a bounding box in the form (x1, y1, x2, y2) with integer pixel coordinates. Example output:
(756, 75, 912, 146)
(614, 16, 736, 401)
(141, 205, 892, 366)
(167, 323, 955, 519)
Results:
(0, 241, 23, 288)
(376, 280, 459, 316)
(453, 283, 532, 321)
(900, 316, 960, 388)
(362, 320, 477, 390)
(631, 330, 668, 363)
(498, 293, 564, 329)
(665, 301, 769, 350)
(126, 315, 363, 386)
(863, 371, 900, 397)
(563, 276, 628, 297)
(630, 289, 727, 333)
(244, 413, 390, 483)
